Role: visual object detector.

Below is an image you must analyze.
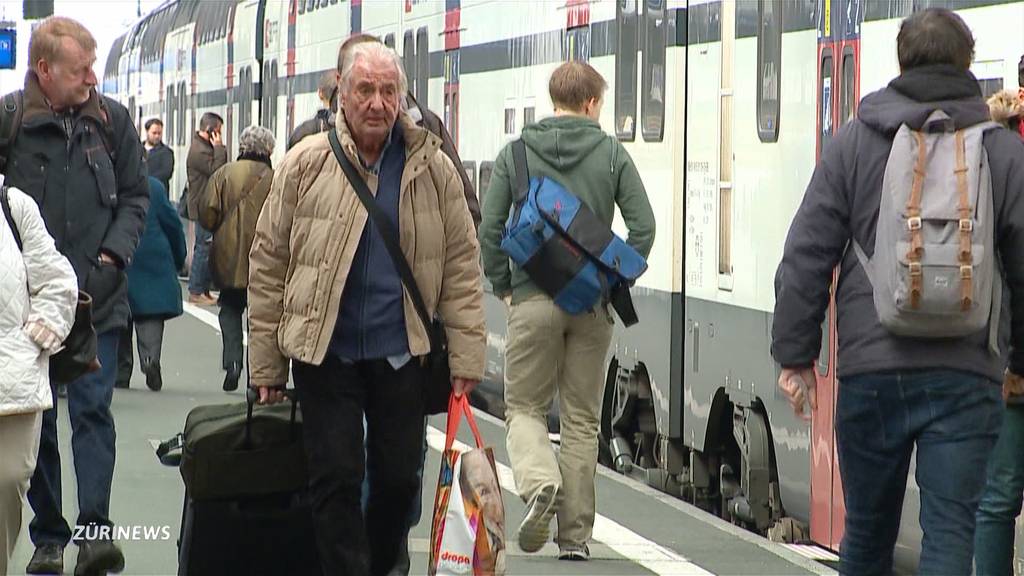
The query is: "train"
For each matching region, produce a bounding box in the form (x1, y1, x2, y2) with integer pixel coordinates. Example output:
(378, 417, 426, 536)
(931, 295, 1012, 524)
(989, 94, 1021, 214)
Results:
(101, 0, 1024, 572)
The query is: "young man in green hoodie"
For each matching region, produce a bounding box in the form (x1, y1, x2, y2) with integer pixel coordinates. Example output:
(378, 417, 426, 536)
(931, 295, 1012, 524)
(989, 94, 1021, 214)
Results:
(479, 61, 655, 561)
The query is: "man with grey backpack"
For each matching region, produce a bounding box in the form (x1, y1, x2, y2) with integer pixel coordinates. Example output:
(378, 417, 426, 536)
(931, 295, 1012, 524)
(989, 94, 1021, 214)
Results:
(771, 9, 1024, 575)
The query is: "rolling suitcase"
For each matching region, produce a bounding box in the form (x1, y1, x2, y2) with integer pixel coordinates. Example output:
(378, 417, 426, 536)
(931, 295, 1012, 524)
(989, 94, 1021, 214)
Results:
(157, 390, 321, 576)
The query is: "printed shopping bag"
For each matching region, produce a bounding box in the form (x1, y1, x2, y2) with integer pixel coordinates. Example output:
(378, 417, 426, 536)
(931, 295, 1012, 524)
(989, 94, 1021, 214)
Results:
(429, 395, 506, 576)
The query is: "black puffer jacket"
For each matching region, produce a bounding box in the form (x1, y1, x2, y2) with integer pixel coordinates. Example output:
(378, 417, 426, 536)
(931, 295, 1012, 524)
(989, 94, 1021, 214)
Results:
(1, 73, 149, 335)
(772, 65, 1024, 383)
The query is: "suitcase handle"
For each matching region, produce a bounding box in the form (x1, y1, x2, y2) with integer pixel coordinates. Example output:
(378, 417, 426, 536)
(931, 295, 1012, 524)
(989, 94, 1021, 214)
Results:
(244, 387, 300, 448)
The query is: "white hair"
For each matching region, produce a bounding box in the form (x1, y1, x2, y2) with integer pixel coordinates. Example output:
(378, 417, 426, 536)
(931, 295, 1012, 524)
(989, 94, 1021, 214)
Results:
(239, 125, 275, 157)
(339, 42, 408, 97)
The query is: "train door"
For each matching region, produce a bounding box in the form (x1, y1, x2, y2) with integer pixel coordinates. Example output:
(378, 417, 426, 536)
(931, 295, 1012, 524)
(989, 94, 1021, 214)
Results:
(810, 0, 861, 552)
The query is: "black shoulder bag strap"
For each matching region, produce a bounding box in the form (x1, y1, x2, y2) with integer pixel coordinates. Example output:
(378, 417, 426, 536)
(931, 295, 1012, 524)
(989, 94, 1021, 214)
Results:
(0, 91, 25, 175)
(326, 129, 435, 342)
(511, 139, 529, 203)
(1, 186, 23, 251)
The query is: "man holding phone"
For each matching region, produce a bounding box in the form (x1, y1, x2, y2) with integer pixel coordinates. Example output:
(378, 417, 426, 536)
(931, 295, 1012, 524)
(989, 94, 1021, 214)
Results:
(185, 113, 228, 306)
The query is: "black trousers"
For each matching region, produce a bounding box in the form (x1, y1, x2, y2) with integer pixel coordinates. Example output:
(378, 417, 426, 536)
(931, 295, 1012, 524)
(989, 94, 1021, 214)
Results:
(217, 288, 247, 369)
(293, 355, 425, 576)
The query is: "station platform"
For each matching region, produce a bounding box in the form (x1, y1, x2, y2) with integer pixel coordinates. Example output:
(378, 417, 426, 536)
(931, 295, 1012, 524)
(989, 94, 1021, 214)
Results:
(12, 300, 838, 576)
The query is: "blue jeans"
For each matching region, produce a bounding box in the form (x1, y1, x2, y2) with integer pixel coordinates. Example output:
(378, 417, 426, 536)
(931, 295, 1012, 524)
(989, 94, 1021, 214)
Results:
(28, 330, 120, 547)
(188, 222, 212, 295)
(836, 370, 1002, 576)
(975, 404, 1024, 575)
(361, 417, 428, 529)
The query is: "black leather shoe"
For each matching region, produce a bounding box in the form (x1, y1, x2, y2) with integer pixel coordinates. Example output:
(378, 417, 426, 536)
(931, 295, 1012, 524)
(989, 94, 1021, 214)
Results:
(142, 360, 162, 392)
(26, 543, 64, 574)
(113, 379, 129, 389)
(74, 539, 124, 575)
(223, 362, 241, 392)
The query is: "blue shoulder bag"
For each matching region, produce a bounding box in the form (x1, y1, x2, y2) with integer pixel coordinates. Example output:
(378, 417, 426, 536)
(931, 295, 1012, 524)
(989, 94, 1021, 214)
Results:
(500, 140, 647, 326)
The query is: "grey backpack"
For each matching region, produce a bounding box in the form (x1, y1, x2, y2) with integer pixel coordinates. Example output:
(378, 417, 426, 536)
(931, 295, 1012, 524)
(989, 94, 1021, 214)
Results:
(854, 110, 1002, 351)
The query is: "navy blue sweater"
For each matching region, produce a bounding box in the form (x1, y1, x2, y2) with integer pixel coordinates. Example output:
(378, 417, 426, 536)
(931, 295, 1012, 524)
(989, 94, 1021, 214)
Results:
(329, 126, 409, 361)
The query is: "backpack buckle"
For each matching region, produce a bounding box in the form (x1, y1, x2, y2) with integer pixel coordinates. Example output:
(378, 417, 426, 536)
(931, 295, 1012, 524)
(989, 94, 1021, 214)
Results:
(909, 262, 923, 276)
(960, 265, 973, 279)
(959, 219, 973, 232)
(907, 217, 922, 231)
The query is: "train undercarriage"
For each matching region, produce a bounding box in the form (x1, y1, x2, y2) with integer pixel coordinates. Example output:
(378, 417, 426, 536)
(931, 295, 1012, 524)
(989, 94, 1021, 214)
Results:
(598, 360, 809, 544)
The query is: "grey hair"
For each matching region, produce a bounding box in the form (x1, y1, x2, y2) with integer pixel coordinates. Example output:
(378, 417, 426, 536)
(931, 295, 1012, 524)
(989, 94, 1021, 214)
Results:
(339, 42, 408, 97)
(238, 125, 275, 157)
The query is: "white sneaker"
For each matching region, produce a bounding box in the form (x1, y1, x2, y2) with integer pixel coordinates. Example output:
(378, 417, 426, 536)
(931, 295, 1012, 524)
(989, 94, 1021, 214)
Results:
(517, 483, 559, 553)
(558, 543, 590, 561)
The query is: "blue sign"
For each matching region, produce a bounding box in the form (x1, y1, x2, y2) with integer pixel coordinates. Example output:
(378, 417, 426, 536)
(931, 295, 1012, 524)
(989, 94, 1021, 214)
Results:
(0, 28, 15, 70)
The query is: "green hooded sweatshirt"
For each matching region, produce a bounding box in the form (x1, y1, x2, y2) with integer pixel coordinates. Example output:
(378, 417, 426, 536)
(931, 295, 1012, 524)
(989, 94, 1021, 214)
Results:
(479, 115, 656, 304)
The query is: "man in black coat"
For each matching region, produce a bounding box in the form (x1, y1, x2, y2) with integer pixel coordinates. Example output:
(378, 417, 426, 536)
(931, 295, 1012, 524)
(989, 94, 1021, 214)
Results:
(287, 70, 336, 151)
(143, 118, 173, 192)
(0, 17, 148, 576)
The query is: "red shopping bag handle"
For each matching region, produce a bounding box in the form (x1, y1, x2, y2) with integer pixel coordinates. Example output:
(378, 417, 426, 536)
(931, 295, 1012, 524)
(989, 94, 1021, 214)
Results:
(445, 394, 485, 452)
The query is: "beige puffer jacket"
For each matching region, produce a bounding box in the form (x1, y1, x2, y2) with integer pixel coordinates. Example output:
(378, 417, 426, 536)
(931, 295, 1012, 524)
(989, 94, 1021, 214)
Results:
(247, 113, 485, 387)
(0, 185, 77, 416)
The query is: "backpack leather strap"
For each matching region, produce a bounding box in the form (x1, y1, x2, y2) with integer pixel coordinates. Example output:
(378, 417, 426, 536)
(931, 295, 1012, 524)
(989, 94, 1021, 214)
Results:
(954, 129, 973, 311)
(906, 131, 928, 308)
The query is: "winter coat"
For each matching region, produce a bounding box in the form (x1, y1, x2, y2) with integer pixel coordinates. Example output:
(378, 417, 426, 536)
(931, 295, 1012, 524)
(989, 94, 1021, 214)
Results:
(0, 185, 77, 416)
(771, 65, 1024, 383)
(185, 133, 228, 220)
(479, 114, 656, 304)
(146, 142, 175, 192)
(247, 112, 485, 388)
(199, 157, 273, 290)
(1, 73, 150, 335)
(288, 109, 333, 151)
(126, 177, 186, 319)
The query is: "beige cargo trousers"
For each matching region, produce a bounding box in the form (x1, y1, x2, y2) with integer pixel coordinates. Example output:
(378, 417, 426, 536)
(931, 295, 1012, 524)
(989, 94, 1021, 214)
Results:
(503, 295, 614, 547)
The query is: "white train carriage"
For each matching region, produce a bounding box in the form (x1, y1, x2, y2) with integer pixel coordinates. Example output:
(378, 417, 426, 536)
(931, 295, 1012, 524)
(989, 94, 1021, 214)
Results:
(102, 1, 1024, 571)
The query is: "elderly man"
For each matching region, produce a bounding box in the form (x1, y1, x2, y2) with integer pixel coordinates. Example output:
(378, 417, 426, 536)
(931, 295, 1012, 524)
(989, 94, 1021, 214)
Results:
(0, 16, 149, 576)
(248, 41, 485, 576)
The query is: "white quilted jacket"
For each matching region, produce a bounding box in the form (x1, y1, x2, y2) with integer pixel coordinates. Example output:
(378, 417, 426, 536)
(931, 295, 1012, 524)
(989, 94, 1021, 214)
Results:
(0, 184, 77, 417)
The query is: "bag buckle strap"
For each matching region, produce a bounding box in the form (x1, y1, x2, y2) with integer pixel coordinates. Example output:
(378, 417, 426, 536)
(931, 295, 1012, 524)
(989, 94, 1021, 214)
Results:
(959, 219, 973, 232)
(960, 265, 973, 280)
(907, 217, 923, 231)
(909, 262, 923, 276)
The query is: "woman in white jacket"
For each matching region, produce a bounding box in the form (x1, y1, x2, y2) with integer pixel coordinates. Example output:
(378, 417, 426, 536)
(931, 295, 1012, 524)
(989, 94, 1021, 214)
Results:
(0, 183, 77, 576)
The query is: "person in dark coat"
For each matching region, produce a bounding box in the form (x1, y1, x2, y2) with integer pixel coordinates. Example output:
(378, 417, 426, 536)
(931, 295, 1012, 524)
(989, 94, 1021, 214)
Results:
(185, 113, 228, 305)
(144, 118, 174, 192)
(287, 71, 336, 151)
(0, 17, 149, 575)
(116, 177, 186, 392)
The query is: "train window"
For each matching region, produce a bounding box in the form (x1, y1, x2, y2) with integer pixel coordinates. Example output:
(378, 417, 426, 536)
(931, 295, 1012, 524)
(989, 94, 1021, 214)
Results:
(719, 0, 735, 281)
(271, 60, 279, 136)
(756, 0, 782, 142)
(403, 31, 416, 97)
(385, 33, 395, 49)
(978, 78, 1004, 100)
(840, 51, 856, 125)
(524, 107, 535, 126)
(179, 82, 188, 146)
(306, 0, 315, 12)
(819, 54, 833, 154)
(416, 27, 429, 106)
(566, 26, 590, 62)
(479, 162, 494, 208)
(615, 0, 638, 141)
(166, 84, 175, 147)
(642, 0, 666, 142)
(298, 0, 305, 14)
(504, 108, 516, 135)
(462, 161, 477, 196)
